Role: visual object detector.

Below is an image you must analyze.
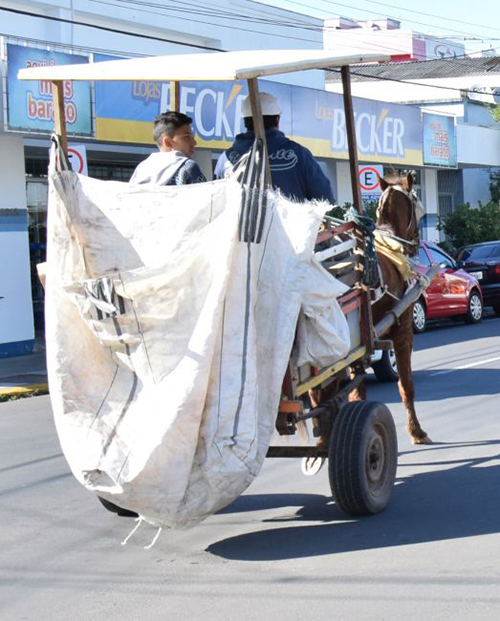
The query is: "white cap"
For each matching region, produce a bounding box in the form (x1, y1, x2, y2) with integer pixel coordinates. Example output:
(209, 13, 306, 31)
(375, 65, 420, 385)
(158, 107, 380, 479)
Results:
(241, 92, 282, 117)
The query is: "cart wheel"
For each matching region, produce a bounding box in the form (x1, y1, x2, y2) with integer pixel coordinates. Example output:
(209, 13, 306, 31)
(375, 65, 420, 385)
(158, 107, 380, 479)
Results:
(97, 496, 138, 518)
(328, 401, 397, 516)
(301, 456, 326, 476)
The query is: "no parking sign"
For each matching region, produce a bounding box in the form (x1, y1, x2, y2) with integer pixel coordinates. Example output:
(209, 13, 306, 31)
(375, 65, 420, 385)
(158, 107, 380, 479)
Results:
(358, 165, 383, 200)
(67, 144, 88, 175)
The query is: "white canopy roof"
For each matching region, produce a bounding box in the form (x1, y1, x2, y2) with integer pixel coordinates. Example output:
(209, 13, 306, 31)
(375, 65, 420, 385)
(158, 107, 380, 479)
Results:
(18, 49, 389, 82)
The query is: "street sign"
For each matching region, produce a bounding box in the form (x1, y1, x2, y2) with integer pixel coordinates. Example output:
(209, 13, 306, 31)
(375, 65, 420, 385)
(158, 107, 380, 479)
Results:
(358, 165, 383, 196)
(67, 144, 88, 175)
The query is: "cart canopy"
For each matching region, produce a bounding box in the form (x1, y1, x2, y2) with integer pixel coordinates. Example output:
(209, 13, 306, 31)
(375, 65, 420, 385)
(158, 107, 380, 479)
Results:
(18, 49, 389, 82)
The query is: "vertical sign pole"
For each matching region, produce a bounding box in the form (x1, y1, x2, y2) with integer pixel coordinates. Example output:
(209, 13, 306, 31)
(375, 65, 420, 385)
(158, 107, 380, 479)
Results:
(341, 66, 363, 215)
(170, 80, 180, 111)
(341, 66, 374, 355)
(247, 78, 272, 185)
(52, 80, 68, 153)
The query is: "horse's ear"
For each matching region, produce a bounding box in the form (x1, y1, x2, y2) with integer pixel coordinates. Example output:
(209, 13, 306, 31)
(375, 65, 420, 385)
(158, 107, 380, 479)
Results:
(406, 172, 413, 191)
(379, 175, 389, 192)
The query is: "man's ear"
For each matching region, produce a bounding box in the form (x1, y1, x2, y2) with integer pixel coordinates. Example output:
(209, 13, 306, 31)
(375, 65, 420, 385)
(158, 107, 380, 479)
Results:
(161, 134, 172, 150)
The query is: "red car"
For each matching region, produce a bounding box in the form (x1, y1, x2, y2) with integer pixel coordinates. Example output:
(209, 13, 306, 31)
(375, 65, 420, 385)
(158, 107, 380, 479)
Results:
(412, 241, 483, 333)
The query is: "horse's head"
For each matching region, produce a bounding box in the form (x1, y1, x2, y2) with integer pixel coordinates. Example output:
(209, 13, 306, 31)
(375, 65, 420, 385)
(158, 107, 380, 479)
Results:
(376, 172, 424, 256)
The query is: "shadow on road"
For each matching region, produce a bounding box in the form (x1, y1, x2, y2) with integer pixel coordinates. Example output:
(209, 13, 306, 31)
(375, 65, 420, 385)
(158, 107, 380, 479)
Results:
(208, 440, 500, 561)
(412, 312, 499, 354)
(367, 366, 500, 401)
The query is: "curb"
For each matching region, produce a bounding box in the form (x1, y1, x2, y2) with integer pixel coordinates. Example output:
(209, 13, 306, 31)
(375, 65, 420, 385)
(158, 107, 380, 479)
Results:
(0, 383, 49, 398)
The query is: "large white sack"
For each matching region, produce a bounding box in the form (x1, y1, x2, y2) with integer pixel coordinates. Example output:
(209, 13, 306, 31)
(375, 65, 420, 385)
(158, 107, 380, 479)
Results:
(46, 170, 349, 528)
(294, 257, 350, 368)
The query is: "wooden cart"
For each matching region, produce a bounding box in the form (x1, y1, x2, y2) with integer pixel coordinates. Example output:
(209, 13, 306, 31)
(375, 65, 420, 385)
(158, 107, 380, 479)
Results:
(19, 49, 430, 517)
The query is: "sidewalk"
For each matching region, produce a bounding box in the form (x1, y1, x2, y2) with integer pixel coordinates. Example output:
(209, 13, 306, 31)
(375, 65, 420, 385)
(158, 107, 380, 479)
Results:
(0, 336, 48, 397)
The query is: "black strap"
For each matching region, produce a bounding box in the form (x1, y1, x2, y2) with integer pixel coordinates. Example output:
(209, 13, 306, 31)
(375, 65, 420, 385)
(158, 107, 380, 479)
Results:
(237, 138, 269, 244)
(51, 134, 72, 172)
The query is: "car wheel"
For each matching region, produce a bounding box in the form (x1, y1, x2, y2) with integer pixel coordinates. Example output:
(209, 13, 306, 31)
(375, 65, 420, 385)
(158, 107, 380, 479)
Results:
(412, 298, 426, 333)
(465, 291, 483, 324)
(372, 349, 399, 382)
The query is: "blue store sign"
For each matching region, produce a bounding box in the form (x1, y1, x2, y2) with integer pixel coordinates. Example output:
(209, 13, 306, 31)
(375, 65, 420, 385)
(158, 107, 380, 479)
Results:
(94, 53, 422, 165)
(7, 44, 92, 135)
(422, 113, 457, 168)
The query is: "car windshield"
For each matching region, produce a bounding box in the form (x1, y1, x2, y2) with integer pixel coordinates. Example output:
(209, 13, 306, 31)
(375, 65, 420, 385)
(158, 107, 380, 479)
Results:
(459, 243, 500, 261)
(417, 246, 431, 266)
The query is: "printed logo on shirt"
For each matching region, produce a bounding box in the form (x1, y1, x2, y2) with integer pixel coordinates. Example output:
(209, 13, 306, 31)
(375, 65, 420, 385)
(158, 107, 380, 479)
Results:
(269, 148, 298, 171)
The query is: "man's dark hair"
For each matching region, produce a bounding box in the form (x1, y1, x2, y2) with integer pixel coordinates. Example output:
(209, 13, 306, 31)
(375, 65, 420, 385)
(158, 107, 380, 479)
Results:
(153, 111, 193, 147)
(244, 115, 280, 131)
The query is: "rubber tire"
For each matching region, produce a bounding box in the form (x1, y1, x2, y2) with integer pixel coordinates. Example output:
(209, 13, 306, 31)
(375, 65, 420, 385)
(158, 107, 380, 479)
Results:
(98, 496, 138, 518)
(328, 401, 398, 516)
(412, 298, 427, 334)
(494, 304, 500, 317)
(465, 290, 483, 324)
(372, 349, 399, 382)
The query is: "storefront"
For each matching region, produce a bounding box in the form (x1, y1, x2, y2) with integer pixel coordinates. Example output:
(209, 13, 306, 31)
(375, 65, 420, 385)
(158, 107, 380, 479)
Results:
(1, 41, 428, 354)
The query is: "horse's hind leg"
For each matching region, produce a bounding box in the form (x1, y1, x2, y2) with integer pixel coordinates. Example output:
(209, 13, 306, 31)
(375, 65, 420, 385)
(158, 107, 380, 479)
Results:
(348, 361, 366, 402)
(391, 309, 432, 444)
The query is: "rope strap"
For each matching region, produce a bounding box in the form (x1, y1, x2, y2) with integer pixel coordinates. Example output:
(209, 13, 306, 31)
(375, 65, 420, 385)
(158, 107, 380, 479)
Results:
(346, 208, 380, 288)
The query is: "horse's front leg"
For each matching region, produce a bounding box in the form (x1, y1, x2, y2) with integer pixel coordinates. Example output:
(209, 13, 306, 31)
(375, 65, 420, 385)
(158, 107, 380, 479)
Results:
(392, 309, 432, 444)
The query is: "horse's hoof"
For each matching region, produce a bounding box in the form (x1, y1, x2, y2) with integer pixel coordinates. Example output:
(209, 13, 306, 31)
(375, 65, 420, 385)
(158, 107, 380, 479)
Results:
(412, 434, 432, 445)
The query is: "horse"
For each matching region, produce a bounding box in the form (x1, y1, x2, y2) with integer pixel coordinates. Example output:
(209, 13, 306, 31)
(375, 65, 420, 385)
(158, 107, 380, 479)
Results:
(351, 171, 432, 444)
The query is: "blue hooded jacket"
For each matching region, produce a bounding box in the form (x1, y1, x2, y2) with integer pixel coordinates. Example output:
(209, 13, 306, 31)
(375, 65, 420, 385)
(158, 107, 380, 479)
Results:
(215, 129, 334, 203)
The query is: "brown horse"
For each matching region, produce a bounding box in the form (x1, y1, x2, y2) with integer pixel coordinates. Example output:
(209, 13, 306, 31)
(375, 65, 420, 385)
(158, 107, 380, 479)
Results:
(353, 172, 432, 444)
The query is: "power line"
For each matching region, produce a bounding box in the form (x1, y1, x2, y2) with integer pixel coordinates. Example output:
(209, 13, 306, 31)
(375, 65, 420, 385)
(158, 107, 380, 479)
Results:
(91, 0, 499, 66)
(3, 2, 498, 99)
(340, 0, 500, 35)
(276, 0, 500, 42)
(0, 7, 224, 52)
(327, 66, 498, 99)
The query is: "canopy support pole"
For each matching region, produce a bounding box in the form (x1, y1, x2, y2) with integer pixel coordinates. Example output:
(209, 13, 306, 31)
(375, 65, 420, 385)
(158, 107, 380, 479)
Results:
(52, 80, 68, 153)
(247, 78, 272, 185)
(341, 66, 363, 215)
(170, 80, 180, 111)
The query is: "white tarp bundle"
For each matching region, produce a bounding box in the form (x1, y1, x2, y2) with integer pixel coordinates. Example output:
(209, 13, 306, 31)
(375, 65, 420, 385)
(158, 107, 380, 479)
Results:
(45, 166, 349, 529)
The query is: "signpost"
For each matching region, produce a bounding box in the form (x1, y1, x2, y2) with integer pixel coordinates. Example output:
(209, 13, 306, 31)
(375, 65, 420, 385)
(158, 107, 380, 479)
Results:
(358, 164, 384, 203)
(67, 145, 88, 175)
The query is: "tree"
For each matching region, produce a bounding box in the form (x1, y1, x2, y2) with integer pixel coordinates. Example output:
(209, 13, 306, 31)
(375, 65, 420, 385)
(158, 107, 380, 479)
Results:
(490, 170, 500, 203)
(438, 201, 500, 256)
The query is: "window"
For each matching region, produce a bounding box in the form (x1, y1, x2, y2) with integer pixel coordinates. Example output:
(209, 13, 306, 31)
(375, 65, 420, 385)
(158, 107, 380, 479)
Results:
(418, 246, 431, 266)
(459, 243, 500, 261)
(427, 246, 454, 269)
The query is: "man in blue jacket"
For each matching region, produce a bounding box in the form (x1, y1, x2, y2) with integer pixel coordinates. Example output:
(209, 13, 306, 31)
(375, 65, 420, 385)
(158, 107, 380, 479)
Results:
(215, 92, 334, 203)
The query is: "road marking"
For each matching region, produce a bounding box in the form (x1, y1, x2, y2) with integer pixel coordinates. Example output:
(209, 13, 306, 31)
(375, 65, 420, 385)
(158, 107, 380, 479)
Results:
(430, 356, 500, 377)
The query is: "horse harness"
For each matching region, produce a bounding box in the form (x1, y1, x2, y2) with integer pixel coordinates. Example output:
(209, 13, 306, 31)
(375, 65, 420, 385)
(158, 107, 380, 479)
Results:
(372, 184, 426, 306)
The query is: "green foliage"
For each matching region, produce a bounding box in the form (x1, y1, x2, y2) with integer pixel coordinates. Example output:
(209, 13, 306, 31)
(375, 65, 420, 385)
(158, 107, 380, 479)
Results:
(491, 104, 500, 124)
(325, 200, 377, 223)
(490, 170, 500, 203)
(438, 201, 500, 256)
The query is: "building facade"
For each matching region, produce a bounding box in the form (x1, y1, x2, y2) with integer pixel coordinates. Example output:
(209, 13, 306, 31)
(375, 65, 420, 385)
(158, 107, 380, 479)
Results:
(0, 0, 324, 355)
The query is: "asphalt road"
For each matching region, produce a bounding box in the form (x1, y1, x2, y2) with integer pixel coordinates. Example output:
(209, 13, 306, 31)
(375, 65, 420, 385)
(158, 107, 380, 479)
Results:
(1, 313, 499, 620)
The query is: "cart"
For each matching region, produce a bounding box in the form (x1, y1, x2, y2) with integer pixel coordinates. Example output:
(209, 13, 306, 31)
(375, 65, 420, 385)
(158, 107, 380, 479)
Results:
(19, 49, 432, 520)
